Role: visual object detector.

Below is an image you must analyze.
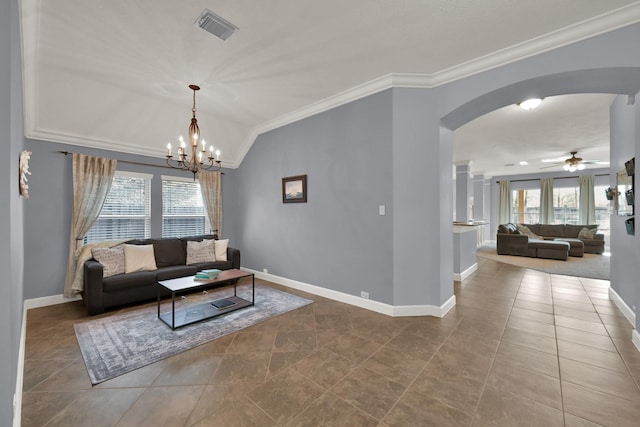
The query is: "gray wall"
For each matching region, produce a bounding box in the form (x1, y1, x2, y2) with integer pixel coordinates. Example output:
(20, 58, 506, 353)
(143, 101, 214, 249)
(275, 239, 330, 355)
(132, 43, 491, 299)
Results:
(22, 139, 237, 299)
(232, 90, 395, 303)
(1, 0, 24, 423)
(610, 95, 639, 329)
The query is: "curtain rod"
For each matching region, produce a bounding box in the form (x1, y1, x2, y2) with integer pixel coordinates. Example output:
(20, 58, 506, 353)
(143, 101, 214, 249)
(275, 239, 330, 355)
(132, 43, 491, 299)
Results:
(57, 151, 224, 174)
(495, 173, 609, 184)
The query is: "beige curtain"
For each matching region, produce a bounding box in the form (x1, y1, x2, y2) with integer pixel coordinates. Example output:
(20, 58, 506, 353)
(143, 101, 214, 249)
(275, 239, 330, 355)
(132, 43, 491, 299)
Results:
(498, 180, 511, 224)
(199, 170, 222, 236)
(579, 175, 596, 224)
(540, 178, 554, 224)
(63, 154, 117, 297)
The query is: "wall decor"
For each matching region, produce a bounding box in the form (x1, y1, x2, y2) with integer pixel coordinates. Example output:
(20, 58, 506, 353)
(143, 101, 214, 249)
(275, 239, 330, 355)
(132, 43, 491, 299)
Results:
(282, 174, 307, 203)
(19, 150, 32, 198)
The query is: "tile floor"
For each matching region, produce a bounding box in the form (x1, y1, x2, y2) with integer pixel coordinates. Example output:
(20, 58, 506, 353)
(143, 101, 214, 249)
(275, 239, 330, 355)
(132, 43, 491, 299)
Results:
(21, 257, 640, 426)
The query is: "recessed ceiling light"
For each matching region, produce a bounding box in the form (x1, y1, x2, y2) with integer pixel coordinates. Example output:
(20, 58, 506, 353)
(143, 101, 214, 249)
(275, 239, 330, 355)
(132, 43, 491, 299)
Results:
(519, 161, 528, 166)
(518, 98, 543, 110)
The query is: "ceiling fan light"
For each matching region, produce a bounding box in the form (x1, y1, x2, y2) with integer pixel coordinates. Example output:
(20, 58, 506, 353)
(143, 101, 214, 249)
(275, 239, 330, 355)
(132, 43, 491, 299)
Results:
(518, 98, 543, 110)
(577, 163, 585, 170)
(563, 164, 570, 171)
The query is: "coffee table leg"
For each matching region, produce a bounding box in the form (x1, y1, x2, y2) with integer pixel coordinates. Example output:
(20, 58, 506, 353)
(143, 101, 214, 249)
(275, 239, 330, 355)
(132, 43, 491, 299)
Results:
(171, 292, 175, 330)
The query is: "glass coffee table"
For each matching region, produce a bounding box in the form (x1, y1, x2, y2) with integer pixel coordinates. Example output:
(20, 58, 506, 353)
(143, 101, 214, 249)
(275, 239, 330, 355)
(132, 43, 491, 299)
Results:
(157, 269, 254, 330)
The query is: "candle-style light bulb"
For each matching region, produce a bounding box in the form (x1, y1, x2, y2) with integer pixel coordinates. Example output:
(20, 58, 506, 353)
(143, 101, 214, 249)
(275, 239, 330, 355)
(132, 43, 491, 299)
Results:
(197, 152, 203, 163)
(209, 145, 214, 158)
(201, 139, 206, 152)
(216, 149, 220, 161)
(166, 143, 172, 156)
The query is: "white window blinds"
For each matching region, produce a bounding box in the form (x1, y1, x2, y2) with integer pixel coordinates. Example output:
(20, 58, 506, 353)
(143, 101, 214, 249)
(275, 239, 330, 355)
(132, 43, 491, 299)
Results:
(84, 171, 152, 243)
(162, 176, 211, 238)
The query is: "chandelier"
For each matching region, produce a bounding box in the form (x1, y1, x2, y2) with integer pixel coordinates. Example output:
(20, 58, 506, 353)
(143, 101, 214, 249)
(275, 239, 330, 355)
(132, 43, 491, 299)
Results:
(165, 84, 221, 176)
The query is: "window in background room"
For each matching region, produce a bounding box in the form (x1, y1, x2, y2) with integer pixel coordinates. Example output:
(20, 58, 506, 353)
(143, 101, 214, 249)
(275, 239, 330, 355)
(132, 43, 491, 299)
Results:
(594, 184, 611, 249)
(84, 171, 152, 243)
(511, 189, 540, 224)
(162, 176, 211, 238)
(553, 187, 579, 224)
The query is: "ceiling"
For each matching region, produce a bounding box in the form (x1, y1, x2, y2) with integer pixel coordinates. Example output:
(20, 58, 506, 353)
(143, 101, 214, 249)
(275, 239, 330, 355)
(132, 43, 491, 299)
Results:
(20, 1, 640, 174)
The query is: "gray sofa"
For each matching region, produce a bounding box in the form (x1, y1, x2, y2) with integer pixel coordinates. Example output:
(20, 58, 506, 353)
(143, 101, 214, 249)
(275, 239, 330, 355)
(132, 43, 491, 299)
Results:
(83, 234, 240, 315)
(497, 223, 605, 261)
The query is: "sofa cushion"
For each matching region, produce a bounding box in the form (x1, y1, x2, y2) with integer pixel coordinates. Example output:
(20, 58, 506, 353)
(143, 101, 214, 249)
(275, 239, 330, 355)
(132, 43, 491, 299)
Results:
(536, 224, 564, 237)
(124, 244, 157, 273)
(214, 239, 229, 261)
(91, 244, 125, 278)
(153, 238, 185, 267)
(186, 239, 216, 265)
(103, 271, 157, 292)
(192, 260, 234, 271)
(565, 224, 597, 238)
(155, 265, 198, 281)
(577, 227, 597, 240)
(517, 224, 540, 238)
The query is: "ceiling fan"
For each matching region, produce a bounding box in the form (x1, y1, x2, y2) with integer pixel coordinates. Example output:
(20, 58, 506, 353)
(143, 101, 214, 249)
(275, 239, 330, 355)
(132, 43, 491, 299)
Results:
(540, 151, 608, 172)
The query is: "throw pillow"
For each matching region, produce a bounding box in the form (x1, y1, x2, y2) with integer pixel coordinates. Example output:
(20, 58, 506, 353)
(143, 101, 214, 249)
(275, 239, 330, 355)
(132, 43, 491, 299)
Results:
(124, 244, 157, 273)
(186, 239, 216, 265)
(215, 239, 229, 261)
(92, 244, 125, 278)
(578, 227, 597, 240)
(517, 224, 539, 238)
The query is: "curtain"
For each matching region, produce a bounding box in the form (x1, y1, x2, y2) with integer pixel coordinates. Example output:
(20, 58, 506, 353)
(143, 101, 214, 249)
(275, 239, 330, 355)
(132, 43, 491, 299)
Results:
(199, 170, 222, 236)
(63, 154, 117, 297)
(540, 178, 554, 224)
(498, 180, 511, 224)
(579, 175, 596, 224)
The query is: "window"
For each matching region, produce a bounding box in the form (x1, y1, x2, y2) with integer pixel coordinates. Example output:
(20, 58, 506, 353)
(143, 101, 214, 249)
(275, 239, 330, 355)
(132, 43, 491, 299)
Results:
(511, 189, 540, 224)
(553, 187, 579, 224)
(84, 171, 152, 243)
(162, 176, 211, 238)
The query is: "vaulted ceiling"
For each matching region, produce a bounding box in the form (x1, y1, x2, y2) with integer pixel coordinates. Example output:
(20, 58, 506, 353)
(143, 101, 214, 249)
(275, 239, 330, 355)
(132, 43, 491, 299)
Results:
(20, 1, 640, 175)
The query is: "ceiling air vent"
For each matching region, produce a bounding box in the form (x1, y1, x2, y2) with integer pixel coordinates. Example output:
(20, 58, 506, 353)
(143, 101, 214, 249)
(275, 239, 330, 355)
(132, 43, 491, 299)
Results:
(195, 9, 238, 41)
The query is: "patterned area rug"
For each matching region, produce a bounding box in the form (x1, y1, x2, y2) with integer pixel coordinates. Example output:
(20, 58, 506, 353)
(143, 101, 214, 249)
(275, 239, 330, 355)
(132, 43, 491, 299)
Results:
(477, 243, 610, 280)
(74, 284, 313, 384)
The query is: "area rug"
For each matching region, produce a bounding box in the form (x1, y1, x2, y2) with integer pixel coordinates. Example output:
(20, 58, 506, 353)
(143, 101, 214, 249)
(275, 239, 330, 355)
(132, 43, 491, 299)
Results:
(477, 243, 610, 280)
(74, 284, 313, 384)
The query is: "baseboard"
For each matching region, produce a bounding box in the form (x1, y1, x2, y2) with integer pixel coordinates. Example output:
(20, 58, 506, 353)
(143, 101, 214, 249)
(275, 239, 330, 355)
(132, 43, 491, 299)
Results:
(608, 287, 636, 327)
(24, 293, 81, 310)
(454, 263, 477, 282)
(241, 268, 455, 318)
(13, 305, 27, 427)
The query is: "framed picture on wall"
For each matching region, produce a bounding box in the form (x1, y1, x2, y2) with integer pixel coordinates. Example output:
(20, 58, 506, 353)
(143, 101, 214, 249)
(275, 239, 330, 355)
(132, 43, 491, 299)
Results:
(282, 174, 307, 203)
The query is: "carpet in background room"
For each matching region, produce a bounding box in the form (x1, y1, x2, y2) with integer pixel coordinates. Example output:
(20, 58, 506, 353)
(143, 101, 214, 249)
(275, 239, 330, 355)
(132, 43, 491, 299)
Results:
(74, 284, 313, 384)
(477, 242, 610, 280)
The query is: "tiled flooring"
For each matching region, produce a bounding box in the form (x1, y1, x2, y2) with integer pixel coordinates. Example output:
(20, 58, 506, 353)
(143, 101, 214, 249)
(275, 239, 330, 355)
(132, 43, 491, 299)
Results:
(22, 257, 640, 426)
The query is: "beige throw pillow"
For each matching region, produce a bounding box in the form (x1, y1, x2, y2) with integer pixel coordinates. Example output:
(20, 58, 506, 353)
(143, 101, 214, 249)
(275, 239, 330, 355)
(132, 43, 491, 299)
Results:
(124, 244, 157, 273)
(186, 239, 216, 265)
(516, 224, 539, 238)
(215, 239, 229, 261)
(92, 244, 125, 277)
(578, 227, 597, 240)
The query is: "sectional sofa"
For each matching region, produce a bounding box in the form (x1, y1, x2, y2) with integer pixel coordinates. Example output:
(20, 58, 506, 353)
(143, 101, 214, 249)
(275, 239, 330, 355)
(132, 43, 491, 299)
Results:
(496, 223, 605, 261)
(82, 234, 240, 315)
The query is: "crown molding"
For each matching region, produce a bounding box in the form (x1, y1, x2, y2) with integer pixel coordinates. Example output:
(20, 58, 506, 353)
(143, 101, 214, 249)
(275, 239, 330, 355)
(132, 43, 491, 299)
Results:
(233, 3, 640, 167)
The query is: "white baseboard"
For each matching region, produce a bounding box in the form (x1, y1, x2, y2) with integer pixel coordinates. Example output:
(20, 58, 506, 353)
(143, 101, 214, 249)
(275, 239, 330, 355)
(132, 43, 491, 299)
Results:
(608, 287, 636, 327)
(13, 305, 27, 427)
(24, 293, 81, 310)
(241, 268, 455, 318)
(454, 263, 477, 282)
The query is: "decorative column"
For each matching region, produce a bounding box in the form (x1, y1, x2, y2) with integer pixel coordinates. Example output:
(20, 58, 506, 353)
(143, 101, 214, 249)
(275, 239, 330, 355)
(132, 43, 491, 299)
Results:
(455, 161, 473, 222)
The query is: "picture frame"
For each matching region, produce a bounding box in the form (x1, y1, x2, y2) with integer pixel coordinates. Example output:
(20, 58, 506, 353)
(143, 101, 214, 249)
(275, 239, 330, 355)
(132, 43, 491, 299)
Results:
(282, 174, 307, 203)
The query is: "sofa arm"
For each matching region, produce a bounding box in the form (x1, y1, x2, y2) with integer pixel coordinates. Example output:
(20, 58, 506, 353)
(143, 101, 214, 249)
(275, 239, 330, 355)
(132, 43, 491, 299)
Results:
(496, 233, 529, 255)
(227, 247, 241, 270)
(83, 260, 106, 315)
(594, 233, 605, 241)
